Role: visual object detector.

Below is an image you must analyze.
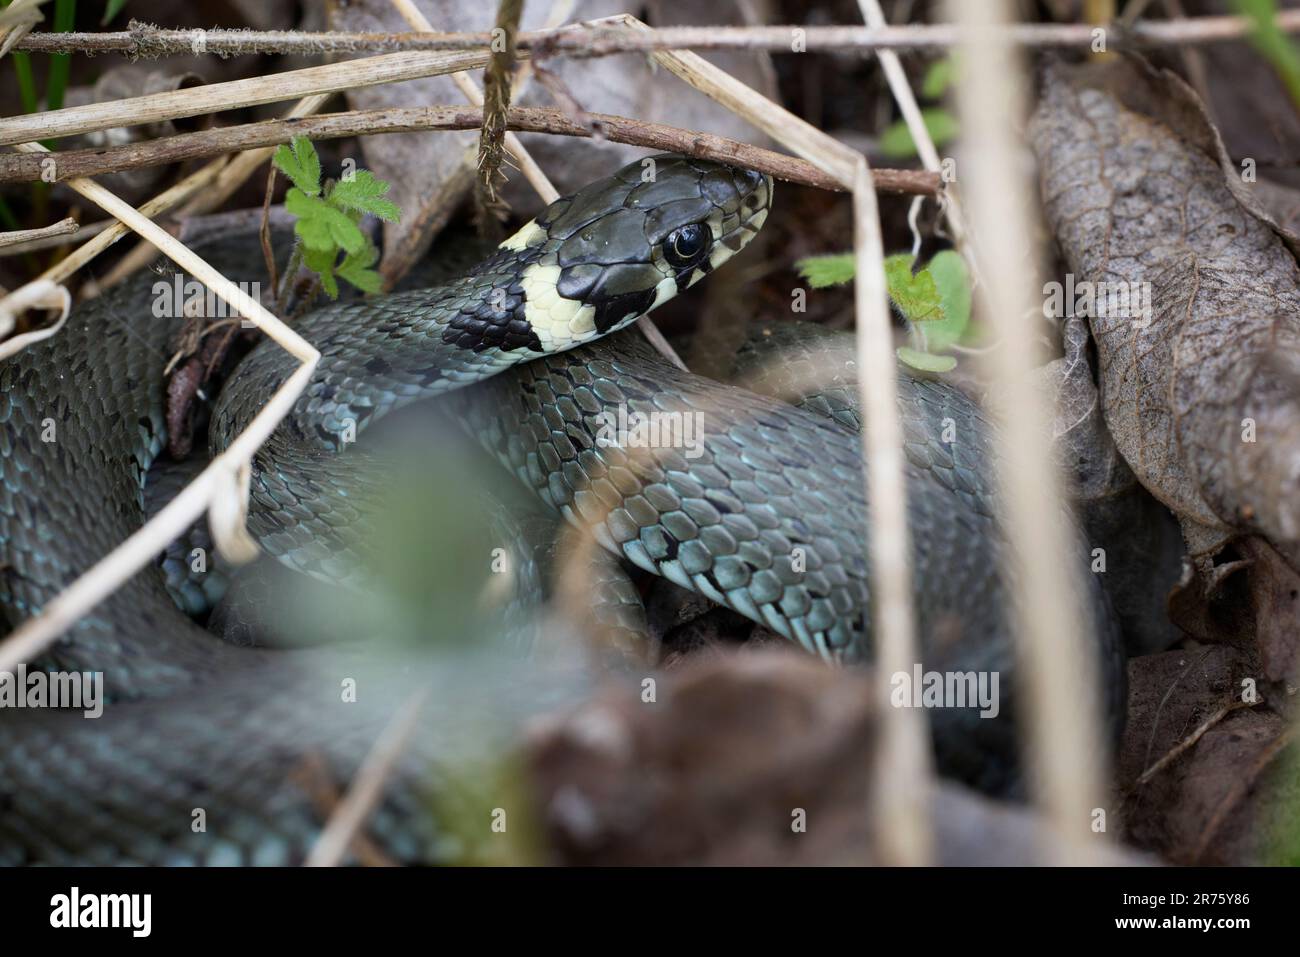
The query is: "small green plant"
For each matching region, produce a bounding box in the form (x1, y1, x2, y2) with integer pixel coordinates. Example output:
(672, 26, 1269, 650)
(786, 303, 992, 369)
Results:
(796, 249, 972, 373)
(272, 136, 400, 299)
(878, 57, 960, 160)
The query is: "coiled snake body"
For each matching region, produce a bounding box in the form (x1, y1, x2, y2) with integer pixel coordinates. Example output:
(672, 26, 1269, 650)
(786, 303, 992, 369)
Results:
(0, 155, 1124, 864)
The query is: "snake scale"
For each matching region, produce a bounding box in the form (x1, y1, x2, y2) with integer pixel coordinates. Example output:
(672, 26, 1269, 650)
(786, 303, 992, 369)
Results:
(0, 155, 1125, 864)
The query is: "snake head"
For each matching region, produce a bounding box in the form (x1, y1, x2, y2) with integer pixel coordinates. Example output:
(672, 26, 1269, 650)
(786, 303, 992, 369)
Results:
(491, 153, 773, 354)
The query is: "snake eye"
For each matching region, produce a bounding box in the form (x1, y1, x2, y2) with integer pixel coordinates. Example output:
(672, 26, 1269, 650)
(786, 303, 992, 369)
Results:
(663, 223, 709, 269)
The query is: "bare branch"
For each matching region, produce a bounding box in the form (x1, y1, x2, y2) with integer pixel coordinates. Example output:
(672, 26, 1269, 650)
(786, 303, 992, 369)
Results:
(0, 217, 79, 250)
(12, 13, 1300, 57)
(0, 106, 938, 195)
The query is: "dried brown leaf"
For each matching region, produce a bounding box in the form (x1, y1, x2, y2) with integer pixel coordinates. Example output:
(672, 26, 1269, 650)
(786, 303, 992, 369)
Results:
(1032, 56, 1300, 554)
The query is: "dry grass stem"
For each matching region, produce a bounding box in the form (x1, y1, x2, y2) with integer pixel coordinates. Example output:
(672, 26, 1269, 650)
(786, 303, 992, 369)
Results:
(606, 12, 932, 862)
(949, 0, 1105, 860)
(0, 48, 499, 147)
(853, 159, 933, 866)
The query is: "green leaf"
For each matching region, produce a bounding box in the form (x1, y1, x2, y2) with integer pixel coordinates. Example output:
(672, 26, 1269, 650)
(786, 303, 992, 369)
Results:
(273, 137, 322, 197)
(102, 0, 130, 25)
(796, 253, 856, 289)
(285, 187, 365, 253)
(337, 242, 382, 294)
(329, 169, 401, 222)
(897, 347, 957, 373)
(302, 246, 340, 299)
(921, 58, 954, 99)
(879, 108, 960, 159)
(883, 253, 943, 323)
(917, 250, 971, 352)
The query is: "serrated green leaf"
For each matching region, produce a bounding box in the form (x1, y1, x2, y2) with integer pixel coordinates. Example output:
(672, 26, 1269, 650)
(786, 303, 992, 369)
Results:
(286, 187, 364, 253)
(321, 206, 365, 254)
(921, 58, 954, 99)
(330, 169, 401, 222)
(796, 253, 856, 289)
(897, 346, 957, 373)
(883, 253, 943, 323)
(273, 137, 322, 196)
(879, 108, 960, 160)
(285, 188, 333, 251)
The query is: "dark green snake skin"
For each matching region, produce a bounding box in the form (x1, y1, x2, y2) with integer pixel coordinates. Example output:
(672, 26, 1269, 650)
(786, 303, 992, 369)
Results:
(0, 155, 1123, 864)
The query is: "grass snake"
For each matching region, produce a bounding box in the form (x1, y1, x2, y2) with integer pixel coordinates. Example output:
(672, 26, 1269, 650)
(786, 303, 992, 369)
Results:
(0, 155, 1125, 864)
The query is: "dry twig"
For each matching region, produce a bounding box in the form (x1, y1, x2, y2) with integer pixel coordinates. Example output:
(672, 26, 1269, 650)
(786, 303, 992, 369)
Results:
(0, 107, 934, 194)
(0, 217, 79, 250)
(13, 14, 1300, 57)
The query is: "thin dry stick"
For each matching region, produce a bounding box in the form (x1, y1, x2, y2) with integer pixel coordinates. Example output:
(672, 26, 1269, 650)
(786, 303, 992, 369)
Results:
(856, 0, 972, 258)
(0, 107, 913, 194)
(950, 0, 1105, 861)
(0, 217, 110, 256)
(14, 14, 1300, 56)
(0, 143, 319, 674)
(0, 48, 499, 147)
(852, 158, 933, 867)
(611, 12, 931, 865)
(0, 217, 78, 250)
(304, 685, 432, 867)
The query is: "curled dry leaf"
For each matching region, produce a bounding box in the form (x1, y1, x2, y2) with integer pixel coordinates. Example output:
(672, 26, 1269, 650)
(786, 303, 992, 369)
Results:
(1031, 56, 1300, 558)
